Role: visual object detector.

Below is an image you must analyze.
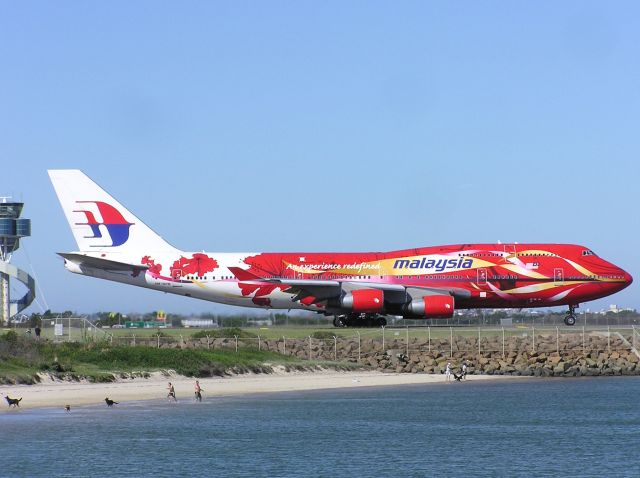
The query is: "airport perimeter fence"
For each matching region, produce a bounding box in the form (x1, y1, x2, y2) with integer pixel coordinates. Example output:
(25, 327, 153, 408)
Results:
(19, 316, 110, 343)
(74, 325, 640, 363)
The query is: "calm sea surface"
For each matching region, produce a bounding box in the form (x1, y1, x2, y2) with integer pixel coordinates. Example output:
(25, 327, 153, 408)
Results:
(1, 377, 639, 478)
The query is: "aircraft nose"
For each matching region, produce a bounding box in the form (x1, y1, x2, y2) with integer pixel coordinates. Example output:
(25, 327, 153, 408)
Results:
(623, 270, 633, 286)
(604, 268, 632, 296)
(613, 268, 633, 292)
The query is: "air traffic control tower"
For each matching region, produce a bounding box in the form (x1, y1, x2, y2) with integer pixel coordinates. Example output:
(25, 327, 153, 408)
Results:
(0, 198, 35, 325)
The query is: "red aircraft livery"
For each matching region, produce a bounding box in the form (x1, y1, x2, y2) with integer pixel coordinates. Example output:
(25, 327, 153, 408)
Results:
(49, 170, 633, 327)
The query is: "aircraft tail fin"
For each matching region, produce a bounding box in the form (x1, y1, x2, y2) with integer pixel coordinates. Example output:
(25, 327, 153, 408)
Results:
(48, 169, 177, 253)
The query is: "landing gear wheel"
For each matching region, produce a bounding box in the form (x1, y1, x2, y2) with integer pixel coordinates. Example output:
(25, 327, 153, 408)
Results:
(564, 305, 578, 326)
(334, 314, 386, 327)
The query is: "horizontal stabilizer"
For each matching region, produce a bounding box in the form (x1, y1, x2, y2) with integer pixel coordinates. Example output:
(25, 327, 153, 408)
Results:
(58, 253, 149, 273)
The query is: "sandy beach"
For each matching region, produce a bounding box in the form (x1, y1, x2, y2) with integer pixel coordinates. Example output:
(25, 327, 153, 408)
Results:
(0, 370, 517, 412)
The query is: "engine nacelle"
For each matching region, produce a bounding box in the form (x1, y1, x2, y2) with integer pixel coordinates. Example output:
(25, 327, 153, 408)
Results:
(64, 259, 83, 275)
(341, 289, 384, 313)
(300, 296, 317, 306)
(407, 295, 454, 318)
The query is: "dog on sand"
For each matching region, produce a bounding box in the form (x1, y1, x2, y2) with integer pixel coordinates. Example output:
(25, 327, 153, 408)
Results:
(104, 397, 118, 407)
(4, 396, 22, 407)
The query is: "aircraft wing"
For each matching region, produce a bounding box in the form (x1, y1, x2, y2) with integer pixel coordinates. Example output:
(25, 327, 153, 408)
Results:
(58, 253, 150, 273)
(228, 267, 470, 306)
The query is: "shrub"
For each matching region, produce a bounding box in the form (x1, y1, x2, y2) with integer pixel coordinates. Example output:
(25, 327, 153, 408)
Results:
(0, 330, 19, 345)
(311, 331, 336, 340)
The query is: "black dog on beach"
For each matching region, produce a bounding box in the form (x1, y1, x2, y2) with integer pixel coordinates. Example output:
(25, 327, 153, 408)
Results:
(5, 396, 22, 407)
(452, 372, 463, 382)
(104, 398, 118, 407)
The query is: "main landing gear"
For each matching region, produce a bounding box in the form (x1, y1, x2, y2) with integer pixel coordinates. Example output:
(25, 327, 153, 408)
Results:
(564, 305, 577, 326)
(333, 313, 387, 328)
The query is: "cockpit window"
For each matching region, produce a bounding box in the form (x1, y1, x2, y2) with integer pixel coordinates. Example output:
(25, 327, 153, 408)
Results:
(582, 249, 596, 256)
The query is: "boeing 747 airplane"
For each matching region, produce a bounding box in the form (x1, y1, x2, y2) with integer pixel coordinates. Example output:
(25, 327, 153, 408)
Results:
(49, 170, 633, 327)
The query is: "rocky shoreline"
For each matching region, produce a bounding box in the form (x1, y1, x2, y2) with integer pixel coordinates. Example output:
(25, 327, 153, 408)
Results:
(131, 329, 640, 377)
(376, 349, 639, 377)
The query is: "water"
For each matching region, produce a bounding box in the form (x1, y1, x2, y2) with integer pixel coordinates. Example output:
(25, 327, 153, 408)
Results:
(1, 377, 639, 477)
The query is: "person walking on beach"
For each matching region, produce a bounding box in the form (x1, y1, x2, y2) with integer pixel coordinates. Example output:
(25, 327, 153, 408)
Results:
(461, 361, 468, 380)
(167, 382, 177, 402)
(445, 362, 452, 382)
(194, 380, 203, 402)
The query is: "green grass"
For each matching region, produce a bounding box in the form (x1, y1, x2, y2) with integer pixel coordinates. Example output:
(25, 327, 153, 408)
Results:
(190, 327, 257, 339)
(19, 323, 636, 344)
(46, 343, 297, 376)
(0, 331, 308, 384)
(0, 358, 43, 385)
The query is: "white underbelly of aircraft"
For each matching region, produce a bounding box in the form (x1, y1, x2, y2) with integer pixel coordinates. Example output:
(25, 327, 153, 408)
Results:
(87, 270, 309, 309)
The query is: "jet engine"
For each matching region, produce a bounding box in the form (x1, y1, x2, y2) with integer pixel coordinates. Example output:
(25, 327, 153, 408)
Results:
(299, 296, 317, 306)
(341, 289, 384, 312)
(63, 259, 83, 275)
(406, 295, 454, 318)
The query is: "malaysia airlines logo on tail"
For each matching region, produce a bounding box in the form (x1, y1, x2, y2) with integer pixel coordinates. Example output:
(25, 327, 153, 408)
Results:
(74, 201, 133, 247)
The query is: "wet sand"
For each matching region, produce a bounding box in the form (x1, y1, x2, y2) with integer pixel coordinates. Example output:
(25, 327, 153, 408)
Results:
(0, 369, 518, 412)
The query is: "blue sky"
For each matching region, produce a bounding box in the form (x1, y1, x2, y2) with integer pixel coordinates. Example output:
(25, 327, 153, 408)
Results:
(1, 2, 638, 315)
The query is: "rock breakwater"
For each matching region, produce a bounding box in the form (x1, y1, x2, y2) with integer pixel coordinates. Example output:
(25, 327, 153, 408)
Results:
(123, 328, 640, 377)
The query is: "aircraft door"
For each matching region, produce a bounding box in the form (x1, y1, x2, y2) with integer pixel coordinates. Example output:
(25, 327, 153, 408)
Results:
(477, 268, 487, 285)
(504, 244, 517, 258)
(554, 268, 564, 283)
